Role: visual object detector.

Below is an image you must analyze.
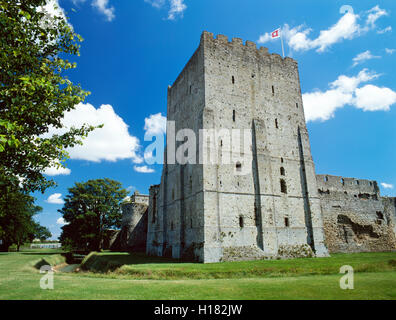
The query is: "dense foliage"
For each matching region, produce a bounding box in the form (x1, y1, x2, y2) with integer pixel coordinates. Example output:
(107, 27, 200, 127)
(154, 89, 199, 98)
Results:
(0, 0, 96, 193)
(0, 189, 51, 251)
(59, 179, 127, 251)
(0, 0, 98, 250)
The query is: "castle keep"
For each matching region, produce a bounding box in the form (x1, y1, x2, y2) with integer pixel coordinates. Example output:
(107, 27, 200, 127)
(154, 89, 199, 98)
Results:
(118, 32, 396, 262)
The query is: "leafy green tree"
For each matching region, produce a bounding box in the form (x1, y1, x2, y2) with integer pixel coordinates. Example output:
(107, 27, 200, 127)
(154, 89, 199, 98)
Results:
(0, 0, 97, 194)
(0, 188, 48, 251)
(59, 179, 127, 251)
(33, 223, 51, 242)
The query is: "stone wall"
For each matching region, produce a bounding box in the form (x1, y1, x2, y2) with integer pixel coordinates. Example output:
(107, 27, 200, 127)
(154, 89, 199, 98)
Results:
(146, 34, 206, 262)
(317, 174, 396, 253)
(200, 31, 328, 261)
(117, 194, 148, 252)
(146, 31, 329, 262)
(141, 31, 395, 263)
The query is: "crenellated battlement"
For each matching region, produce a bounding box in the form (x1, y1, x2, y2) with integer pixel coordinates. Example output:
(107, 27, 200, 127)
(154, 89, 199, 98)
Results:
(200, 31, 297, 66)
(170, 31, 297, 91)
(316, 174, 379, 197)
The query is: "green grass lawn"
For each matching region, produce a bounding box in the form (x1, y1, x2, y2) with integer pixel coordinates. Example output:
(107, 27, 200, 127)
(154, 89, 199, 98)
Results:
(0, 249, 395, 300)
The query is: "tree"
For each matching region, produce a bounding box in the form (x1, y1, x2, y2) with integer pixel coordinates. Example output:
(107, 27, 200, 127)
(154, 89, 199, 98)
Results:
(33, 223, 51, 242)
(59, 179, 127, 251)
(0, 188, 49, 251)
(0, 0, 97, 194)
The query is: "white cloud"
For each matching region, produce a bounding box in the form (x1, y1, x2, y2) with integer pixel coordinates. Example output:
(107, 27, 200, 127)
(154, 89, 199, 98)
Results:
(43, 163, 71, 176)
(381, 183, 394, 189)
(385, 48, 396, 55)
(331, 69, 379, 92)
(37, 0, 73, 31)
(257, 6, 389, 53)
(377, 26, 392, 34)
(46, 193, 64, 205)
(144, 113, 167, 135)
(56, 217, 68, 225)
(92, 0, 115, 21)
(145, 0, 166, 9)
(145, 0, 187, 20)
(168, 0, 187, 20)
(134, 165, 155, 173)
(352, 50, 381, 67)
(303, 69, 396, 122)
(354, 85, 396, 111)
(42, 103, 141, 163)
(303, 89, 352, 123)
(366, 5, 388, 28)
(39, 0, 67, 19)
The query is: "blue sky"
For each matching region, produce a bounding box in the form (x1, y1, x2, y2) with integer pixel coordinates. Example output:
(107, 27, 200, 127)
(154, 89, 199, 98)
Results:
(34, 0, 396, 239)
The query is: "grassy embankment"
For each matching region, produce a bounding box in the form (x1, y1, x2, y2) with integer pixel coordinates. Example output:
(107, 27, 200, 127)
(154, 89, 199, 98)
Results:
(0, 249, 395, 299)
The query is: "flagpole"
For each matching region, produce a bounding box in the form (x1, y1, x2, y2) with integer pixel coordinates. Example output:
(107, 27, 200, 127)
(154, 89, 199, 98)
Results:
(280, 26, 285, 58)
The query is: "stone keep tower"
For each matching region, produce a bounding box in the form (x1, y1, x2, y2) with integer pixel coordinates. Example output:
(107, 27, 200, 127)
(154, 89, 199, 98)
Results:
(146, 31, 329, 262)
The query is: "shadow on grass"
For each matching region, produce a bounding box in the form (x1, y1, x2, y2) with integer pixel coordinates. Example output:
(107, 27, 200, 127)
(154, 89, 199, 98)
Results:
(81, 252, 183, 273)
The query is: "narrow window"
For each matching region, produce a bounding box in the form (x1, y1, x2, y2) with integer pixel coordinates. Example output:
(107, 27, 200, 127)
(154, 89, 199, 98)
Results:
(189, 85, 192, 94)
(236, 162, 242, 172)
(275, 118, 278, 129)
(239, 216, 244, 228)
(296, 103, 299, 108)
(172, 189, 175, 200)
(171, 222, 174, 231)
(341, 178, 345, 186)
(281, 157, 284, 163)
(189, 176, 192, 191)
(280, 167, 285, 176)
(233, 110, 236, 122)
(272, 85, 275, 96)
(284, 217, 290, 227)
(280, 179, 287, 194)
(191, 219, 193, 229)
(232, 76, 235, 84)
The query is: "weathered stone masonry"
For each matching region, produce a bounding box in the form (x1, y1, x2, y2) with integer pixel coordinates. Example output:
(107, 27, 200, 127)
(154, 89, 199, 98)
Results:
(317, 175, 396, 253)
(120, 32, 396, 262)
(113, 192, 148, 252)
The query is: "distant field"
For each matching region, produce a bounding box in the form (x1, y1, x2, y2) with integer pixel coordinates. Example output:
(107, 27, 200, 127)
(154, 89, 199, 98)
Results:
(0, 249, 395, 300)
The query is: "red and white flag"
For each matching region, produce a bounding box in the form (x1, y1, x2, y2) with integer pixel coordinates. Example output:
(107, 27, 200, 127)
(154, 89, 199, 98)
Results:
(271, 28, 280, 39)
